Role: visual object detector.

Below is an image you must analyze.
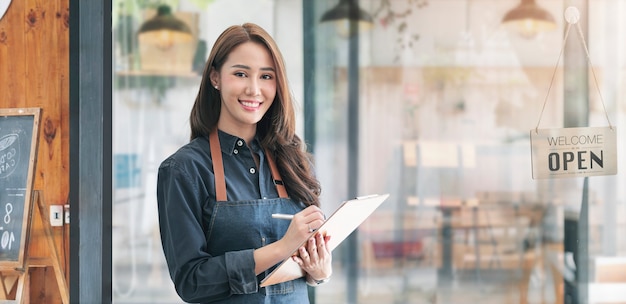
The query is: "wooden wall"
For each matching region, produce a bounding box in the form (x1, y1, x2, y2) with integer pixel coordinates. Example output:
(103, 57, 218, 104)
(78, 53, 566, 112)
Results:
(0, 0, 69, 302)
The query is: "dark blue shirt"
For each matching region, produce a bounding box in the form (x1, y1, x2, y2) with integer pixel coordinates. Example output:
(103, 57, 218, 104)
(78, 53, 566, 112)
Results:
(157, 130, 307, 303)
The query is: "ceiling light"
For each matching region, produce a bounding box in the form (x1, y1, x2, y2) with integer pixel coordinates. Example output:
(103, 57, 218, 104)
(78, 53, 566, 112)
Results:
(502, 0, 556, 39)
(320, 0, 374, 37)
(138, 5, 193, 49)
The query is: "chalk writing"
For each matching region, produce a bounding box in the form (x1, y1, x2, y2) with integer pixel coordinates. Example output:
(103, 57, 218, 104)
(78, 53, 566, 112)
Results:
(1, 203, 15, 250)
(0, 134, 19, 178)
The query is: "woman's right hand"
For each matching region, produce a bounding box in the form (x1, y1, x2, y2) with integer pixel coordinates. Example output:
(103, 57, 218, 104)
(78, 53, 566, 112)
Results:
(254, 205, 326, 275)
(279, 205, 326, 254)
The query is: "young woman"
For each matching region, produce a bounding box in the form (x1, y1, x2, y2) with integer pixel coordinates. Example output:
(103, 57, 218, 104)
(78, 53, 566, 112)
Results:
(157, 23, 332, 303)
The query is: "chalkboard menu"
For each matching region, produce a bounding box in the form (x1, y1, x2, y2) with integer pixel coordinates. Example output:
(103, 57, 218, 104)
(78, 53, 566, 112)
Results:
(0, 108, 40, 270)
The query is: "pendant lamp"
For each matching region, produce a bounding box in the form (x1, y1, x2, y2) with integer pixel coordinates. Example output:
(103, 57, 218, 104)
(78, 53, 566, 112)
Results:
(320, 0, 373, 37)
(138, 5, 193, 49)
(502, 0, 556, 39)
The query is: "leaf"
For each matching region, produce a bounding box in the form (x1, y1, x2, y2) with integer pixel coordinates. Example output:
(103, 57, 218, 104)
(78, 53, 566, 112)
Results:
(398, 22, 407, 32)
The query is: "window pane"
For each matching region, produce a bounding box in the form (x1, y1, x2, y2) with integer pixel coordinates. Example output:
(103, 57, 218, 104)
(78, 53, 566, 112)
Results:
(111, 1, 626, 303)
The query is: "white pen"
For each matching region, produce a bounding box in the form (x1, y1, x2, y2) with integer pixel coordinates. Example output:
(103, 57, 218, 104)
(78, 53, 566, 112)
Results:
(271, 213, 294, 220)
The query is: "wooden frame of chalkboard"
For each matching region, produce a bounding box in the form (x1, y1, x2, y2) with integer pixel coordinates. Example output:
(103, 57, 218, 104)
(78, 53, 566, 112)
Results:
(0, 108, 41, 271)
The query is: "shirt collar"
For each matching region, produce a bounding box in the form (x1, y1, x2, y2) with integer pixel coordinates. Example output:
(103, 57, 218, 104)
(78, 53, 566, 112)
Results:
(216, 129, 262, 155)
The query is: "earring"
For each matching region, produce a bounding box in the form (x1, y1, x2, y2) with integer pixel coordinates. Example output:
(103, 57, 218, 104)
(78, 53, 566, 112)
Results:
(214, 85, 219, 90)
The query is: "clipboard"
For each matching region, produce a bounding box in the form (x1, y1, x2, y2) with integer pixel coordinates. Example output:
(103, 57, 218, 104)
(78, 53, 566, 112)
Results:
(259, 193, 390, 287)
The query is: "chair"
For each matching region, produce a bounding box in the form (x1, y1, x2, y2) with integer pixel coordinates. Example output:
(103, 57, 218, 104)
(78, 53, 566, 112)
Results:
(454, 203, 544, 304)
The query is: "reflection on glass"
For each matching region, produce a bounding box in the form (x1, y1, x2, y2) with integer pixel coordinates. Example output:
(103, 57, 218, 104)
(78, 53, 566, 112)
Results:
(112, 1, 626, 303)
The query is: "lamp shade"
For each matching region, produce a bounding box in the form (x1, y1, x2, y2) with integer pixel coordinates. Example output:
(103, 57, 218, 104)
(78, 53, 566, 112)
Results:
(502, 0, 556, 39)
(321, 0, 373, 23)
(320, 0, 373, 36)
(138, 5, 193, 49)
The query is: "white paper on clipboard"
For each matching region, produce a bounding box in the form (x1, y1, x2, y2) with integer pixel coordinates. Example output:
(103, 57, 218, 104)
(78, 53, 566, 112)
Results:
(259, 193, 390, 287)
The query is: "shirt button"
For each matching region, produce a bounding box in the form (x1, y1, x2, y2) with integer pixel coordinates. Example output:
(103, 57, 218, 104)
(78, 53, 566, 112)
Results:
(237, 140, 244, 147)
(249, 168, 256, 174)
(233, 149, 239, 154)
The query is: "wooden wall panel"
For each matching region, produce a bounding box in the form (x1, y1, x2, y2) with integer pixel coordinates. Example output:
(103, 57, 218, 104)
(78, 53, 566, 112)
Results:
(0, 0, 70, 303)
(0, 0, 26, 109)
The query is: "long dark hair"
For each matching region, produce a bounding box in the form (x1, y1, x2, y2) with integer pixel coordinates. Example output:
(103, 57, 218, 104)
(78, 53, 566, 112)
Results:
(189, 23, 320, 206)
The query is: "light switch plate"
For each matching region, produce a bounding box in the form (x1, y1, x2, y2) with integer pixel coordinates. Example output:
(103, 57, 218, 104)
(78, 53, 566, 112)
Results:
(50, 205, 63, 227)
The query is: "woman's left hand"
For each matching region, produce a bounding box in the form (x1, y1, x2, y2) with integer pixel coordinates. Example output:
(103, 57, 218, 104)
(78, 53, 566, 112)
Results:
(292, 232, 332, 280)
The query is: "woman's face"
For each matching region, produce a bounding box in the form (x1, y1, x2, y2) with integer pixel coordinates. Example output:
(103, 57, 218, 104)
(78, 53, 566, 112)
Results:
(212, 41, 277, 135)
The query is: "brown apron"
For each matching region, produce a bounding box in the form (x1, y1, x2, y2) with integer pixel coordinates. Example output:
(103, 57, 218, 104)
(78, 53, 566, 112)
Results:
(209, 128, 288, 201)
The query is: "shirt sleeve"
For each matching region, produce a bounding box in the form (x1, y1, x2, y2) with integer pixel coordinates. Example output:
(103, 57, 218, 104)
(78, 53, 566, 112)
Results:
(156, 158, 259, 303)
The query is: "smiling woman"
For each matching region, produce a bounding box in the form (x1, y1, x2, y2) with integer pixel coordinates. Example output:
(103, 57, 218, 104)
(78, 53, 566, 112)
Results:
(209, 41, 277, 142)
(156, 23, 328, 304)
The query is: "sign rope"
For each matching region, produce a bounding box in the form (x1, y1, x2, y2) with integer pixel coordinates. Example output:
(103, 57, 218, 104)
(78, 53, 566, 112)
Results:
(535, 7, 614, 133)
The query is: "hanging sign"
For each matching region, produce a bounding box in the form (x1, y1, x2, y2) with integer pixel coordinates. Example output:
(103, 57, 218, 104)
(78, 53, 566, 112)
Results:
(530, 127, 617, 179)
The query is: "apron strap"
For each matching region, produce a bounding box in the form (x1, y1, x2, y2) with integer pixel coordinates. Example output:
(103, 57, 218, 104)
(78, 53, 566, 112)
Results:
(209, 129, 289, 201)
(264, 148, 288, 199)
(209, 129, 227, 202)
